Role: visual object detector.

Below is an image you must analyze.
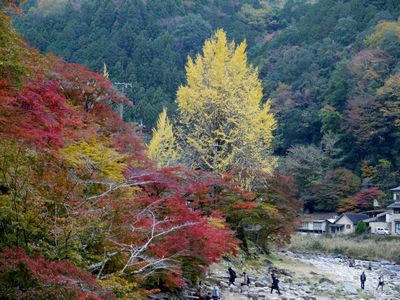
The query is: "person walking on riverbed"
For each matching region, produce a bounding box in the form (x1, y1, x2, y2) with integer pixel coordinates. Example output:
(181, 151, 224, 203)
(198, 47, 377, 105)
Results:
(241, 272, 250, 286)
(211, 285, 220, 300)
(270, 270, 281, 295)
(360, 271, 366, 289)
(228, 267, 237, 286)
(376, 275, 384, 291)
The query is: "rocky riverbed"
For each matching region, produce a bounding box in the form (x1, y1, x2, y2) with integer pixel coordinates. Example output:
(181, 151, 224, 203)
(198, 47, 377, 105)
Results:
(201, 251, 400, 300)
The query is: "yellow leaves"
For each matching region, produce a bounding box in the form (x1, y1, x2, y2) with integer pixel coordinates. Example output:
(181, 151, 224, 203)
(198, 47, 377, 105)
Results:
(147, 107, 179, 168)
(259, 100, 277, 141)
(377, 72, 400, 126)
(377, 72, 400, 99)
(361, 161, 378, 179)
(207, 217, 226, 229)
(61, 137, 127, 181)
(100, 276, 140, 300)
(366, 20, 400, 47)
(175, 29, 276, 185)
(103, 63, 109, 79)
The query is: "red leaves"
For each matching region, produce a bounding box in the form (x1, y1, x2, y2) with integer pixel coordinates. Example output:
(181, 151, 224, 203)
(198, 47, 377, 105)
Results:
(233, 202, 258, 210)
(104, 168, 238, 285)
(50, 59, 129, 109)
(2, 1, 25, 11)
(338, 187, 385, 213)
(48, 59, 147, 162)
(354, 187, 385, 210)
(0, 78, 71, 149)
(0, 248, 115, 299)
(0, 26, 238, 292)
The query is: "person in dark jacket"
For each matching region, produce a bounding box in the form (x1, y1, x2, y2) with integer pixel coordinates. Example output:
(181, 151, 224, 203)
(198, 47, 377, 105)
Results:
(270, 271, 281, 295)
(228, 267, 237, 286)
(360, 271, 366, 289)
(376, 275, 384, 291)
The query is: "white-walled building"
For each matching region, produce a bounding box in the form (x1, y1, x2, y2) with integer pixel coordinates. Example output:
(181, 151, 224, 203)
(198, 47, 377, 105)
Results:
(298, 213, 337, 234)
(329, 213, 368, 235)
(364, 186, 400, 235)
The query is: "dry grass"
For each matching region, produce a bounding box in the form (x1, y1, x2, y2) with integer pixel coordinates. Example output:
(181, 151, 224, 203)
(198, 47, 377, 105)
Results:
(287, 234, 400, 263)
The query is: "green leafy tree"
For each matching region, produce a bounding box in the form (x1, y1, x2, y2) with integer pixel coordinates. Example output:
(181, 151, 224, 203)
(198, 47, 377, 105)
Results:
(0, 4, 31, 82)
(329, 17, 358, 46)
(324, 60, 352, 111)
(314, 168, 361, 212)
(355, 221, 368, 235)
(173, 14, 212, 59)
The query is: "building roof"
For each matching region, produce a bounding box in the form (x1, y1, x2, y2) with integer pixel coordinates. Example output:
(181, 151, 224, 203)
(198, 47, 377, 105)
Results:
(336, 213, 368, 224)
(299, 213, 337, 222)
(364, 211, 389, 223)
(390, 186, 400, 191)
(362, 209, 386, 214)
(387, 201, 400, 209)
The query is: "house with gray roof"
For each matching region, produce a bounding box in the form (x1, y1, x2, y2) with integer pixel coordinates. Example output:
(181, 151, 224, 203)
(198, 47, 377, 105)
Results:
(329, 213, 369, 235)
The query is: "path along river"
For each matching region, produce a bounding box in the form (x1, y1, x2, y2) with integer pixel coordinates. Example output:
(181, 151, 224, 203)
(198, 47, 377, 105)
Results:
(208, 251, 400, 300)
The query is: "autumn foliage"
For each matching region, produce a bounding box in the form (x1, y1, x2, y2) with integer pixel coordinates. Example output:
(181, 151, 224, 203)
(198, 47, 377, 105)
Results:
(0, 248, 114, 299)
(338, 187, 385, 213)
(0, 6, 303, 298)
(0, 6, 242, 298)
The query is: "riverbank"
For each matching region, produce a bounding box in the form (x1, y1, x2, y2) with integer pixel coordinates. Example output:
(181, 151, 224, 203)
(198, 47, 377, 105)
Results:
(288, 234, 400, 263)
(202, 250, 400, 299)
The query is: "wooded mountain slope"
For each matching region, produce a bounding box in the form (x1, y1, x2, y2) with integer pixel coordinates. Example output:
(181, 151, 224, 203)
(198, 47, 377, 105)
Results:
(15, 0, 400, 212)
(16, 0, 283, 126)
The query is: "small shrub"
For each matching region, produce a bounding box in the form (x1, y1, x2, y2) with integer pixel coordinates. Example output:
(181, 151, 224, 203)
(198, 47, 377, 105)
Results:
(310, 240, 324, 251)
(332, 246, 346, 255)
(355, 221, 368, 235)
(362, 234, 370, 240)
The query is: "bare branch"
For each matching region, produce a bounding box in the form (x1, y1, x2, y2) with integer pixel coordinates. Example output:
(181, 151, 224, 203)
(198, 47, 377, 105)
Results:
(76, 180, 157, 208)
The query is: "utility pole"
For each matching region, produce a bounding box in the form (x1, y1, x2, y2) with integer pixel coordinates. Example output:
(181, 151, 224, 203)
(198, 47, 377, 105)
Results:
(113, 82, 132, 119)
(212, 142, 222, 172)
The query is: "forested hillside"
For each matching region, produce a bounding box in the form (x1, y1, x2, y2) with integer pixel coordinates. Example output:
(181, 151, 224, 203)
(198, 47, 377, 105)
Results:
(256, 0, 400, 212)
(16, 0, 285, 127)
(16, 0, 400, 213)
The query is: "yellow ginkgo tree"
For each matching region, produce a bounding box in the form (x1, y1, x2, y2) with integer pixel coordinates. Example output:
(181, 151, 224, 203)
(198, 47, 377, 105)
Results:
(175, 29, 276, 185)
(148, 107, 180, 168)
